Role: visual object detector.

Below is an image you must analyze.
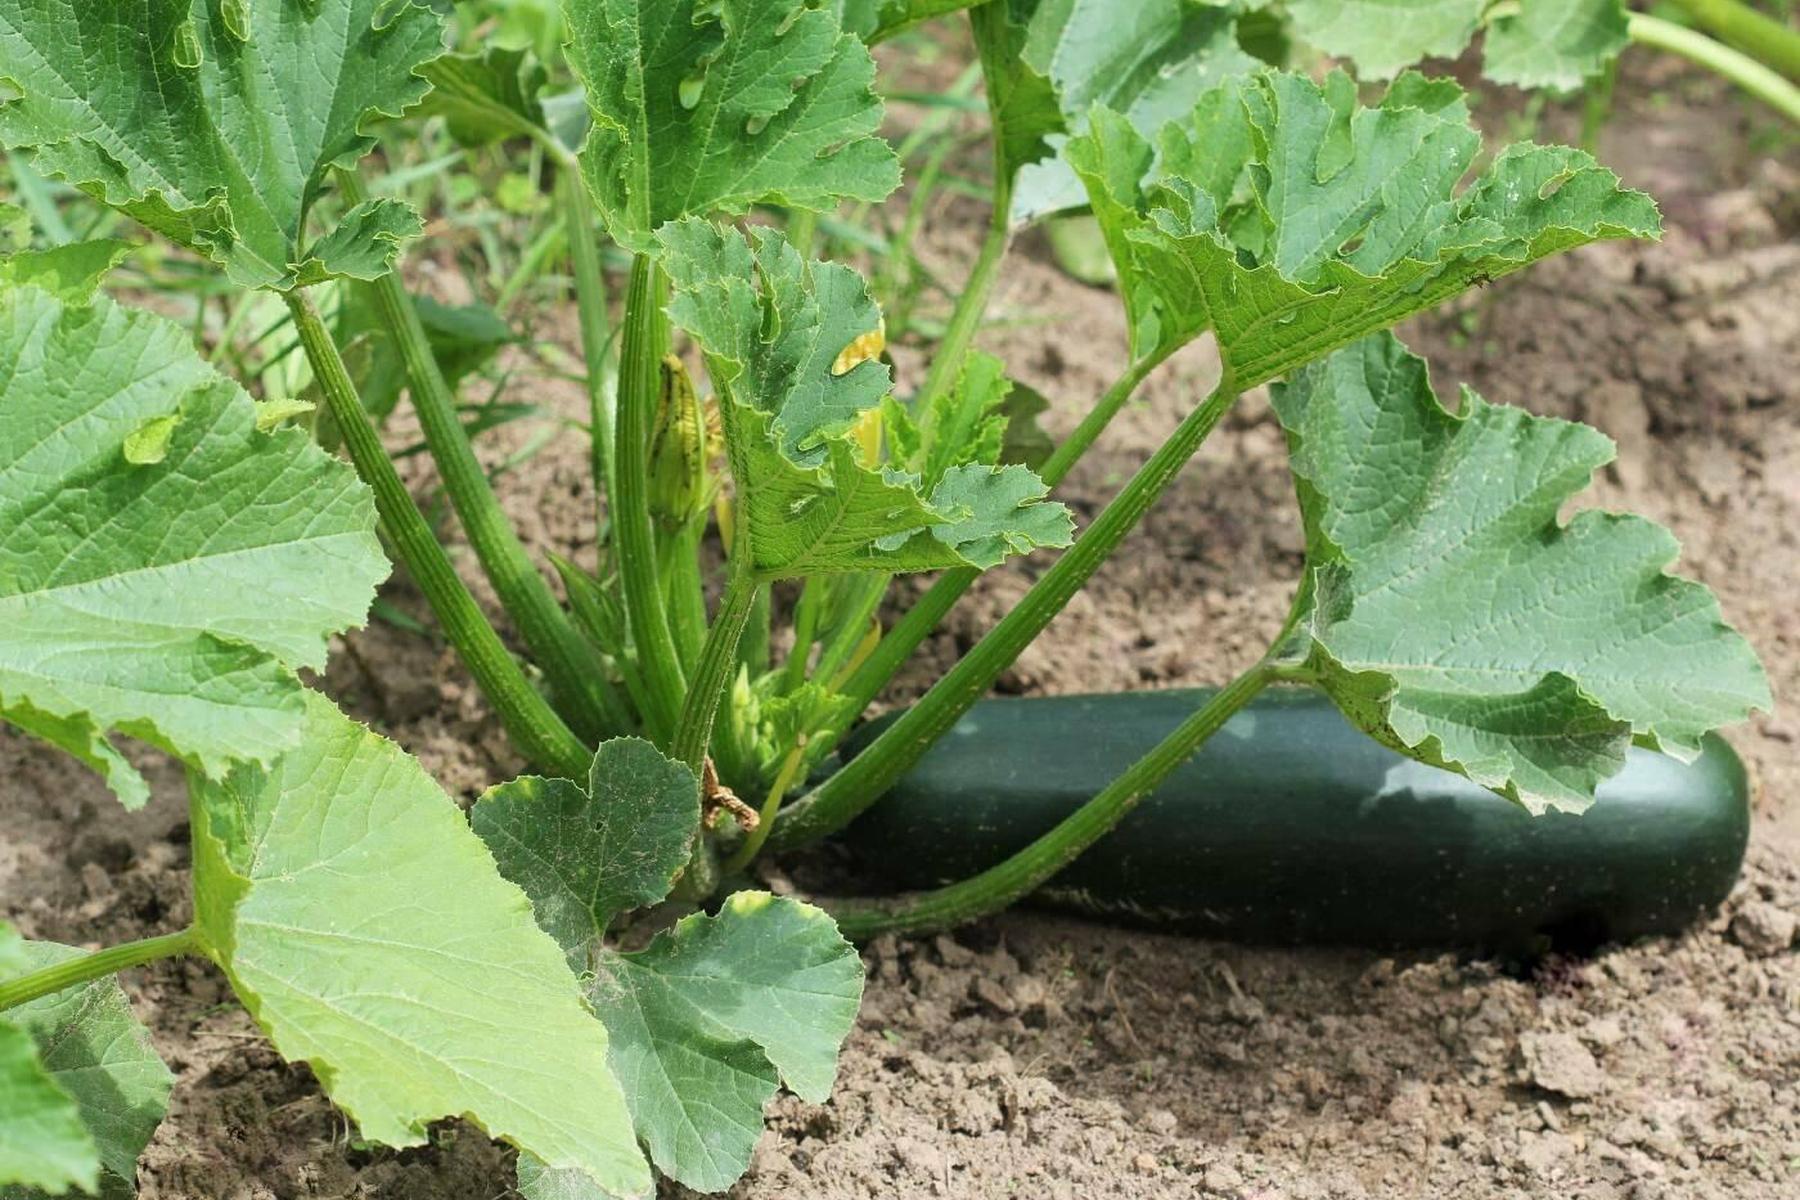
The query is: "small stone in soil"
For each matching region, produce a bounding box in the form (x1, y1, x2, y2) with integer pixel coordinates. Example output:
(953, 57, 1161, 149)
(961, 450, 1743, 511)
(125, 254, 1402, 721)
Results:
(1729, 900, 1797, 957)
(1520, 1031, 1607, 1099)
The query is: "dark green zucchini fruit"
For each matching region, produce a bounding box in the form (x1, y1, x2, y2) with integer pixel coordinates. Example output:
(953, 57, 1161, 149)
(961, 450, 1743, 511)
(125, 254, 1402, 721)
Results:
(838, 687, 1750, 949)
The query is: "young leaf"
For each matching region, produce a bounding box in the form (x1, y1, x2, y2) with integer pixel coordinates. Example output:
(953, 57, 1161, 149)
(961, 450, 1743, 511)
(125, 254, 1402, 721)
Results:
(471, 738, 702, 967)
(563, 0, 901, 253)
(0, 285, 387, 808)
(0, 930, 98, 1196)
(0, 937, 174, 1200)
(189, 693, 650, 1196)
(584, 893, 862, 1192)
(0, 0, 446, 289)
(658, 219, 1072, 579)
(997, 0, 1258, 224)
(1273, 333, 1771, 814)
(414, 46, 554, 148)
(1067, 69, 1661, 375)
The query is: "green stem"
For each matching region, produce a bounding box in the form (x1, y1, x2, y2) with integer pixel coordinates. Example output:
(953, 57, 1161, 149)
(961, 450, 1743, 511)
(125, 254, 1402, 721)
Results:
(563, 172, 617, 514)
(828, 664, 1275, 939)
(662, 520, 708, 676)
(811, 572, 887, 685)
(285, 289, 590, 778)
(670, 564, 760, 773)
(910, 181, 1012, 415)
(0, 928, 197, 1012)
(339, 169, 627, 740)
(781, 577, 825, 693)
(836, 356, 1160, 717)
(1630, 13, 1800, 124)
(1664, 0, 1800, 82)
(786, 208, 820, 259)
(771, 369, 1239, 852)
(616, 254, 687, 743)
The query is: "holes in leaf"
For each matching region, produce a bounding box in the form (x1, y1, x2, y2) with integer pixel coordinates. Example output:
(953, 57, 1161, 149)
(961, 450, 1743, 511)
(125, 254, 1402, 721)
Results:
(1537, 172, 1574, 202)
(678, 71, 707, 111)
(172, 20, 204, 69)
(745, 111, 772, 137)
(220, 0, 250, 42)
(774, 4, 804, 37)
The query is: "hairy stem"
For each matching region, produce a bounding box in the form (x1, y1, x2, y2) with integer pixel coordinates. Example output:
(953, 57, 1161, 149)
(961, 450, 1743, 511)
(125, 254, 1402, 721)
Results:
(910, 179, 1012, 418)
(1630, 14, 1800, 124)
(662, 520, 708, 676)
(828, 664, 1275, 938)
(670, 564, 760, 773)
(339, 169, 627, 739)
(771, 370, 1239, 852)
(285, 290, 590, 778)
(835, 355, 1161, 717)
(616, 254, 687, 743)
(0, 928, 198, 1012)
(1665, 0, 1800, 82)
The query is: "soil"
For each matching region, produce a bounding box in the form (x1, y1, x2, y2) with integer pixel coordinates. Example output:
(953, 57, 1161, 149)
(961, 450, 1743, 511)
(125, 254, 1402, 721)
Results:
(5, 49, 1798, 1200)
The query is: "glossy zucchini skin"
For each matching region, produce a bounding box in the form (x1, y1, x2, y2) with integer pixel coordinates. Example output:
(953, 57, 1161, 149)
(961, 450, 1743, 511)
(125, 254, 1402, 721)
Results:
(839, 687, 1750, 949)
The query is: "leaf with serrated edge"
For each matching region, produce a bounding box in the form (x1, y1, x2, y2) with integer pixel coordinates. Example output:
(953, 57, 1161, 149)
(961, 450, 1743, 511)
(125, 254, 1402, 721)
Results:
(472, 737, 701, 967)
(0, 0, 445, 289)
(1273, 333, 1770, 813)
(1006, 0, 1258, 224)
(190, 693, 650, 1196)
(0, 930, 100, 1197)
(0, 937, 173, 1200)
(1067, 69, 1660, 372)
(0, 285, 387, 808)
(1483, 0, 1629, 92)
(564, 0, 899, 253)
(659, 219, 1070, 579)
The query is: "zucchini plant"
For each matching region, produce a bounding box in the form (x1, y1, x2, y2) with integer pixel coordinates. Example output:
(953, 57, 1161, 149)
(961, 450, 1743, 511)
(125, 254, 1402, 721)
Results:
(0, 0, 1773, 1198)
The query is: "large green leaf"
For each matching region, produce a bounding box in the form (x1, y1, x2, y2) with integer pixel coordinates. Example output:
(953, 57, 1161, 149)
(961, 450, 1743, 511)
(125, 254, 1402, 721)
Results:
(0, 930, 97, 1197)
(1003, 0, 1258, 224)
(563, 0, 900, 254)
(1285, 0, 1484, 80)
(1483, 0, 1630, 92)
(834, 0, 977, 43)
(0, 937, 173, 1200)
(0, 241, 133, 302)
(0, 285, 386, 808)
(583, 893, 862, 1193)
(190, 693, 650, 1196)
(658, 218, 1071, 579)
(1067, 69, 1660, 372)
(1284, 0, 1628, 92)
(1273, 333, 1770, 813)
(0, 0, 446, 289)
(471, 737, 701, 967)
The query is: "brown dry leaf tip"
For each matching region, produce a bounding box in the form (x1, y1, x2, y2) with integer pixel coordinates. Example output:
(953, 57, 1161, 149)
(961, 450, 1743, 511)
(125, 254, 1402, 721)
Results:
(702, 757, 759, 832)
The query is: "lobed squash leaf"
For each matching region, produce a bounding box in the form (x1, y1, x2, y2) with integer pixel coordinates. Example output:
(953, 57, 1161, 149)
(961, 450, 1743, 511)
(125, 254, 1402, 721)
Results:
(471, 738, 701, 968)
(0, 284, 388, 808)
(0, 0, 447, 289)
(563, 0, 901, 253)
(0, 240, 133, 303)
(472, 742, 860, 1197)
(0, 930, 173, 1200)
(1066, 69, 1661, 374)
(190, 693, 651, 1197)
(1273, 333, 1771, 813)
(657, 218, 1072, 580)
(414, 46, 554, 148)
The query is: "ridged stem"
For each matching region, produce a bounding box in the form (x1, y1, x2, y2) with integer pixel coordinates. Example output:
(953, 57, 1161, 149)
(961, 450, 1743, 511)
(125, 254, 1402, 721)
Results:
(670, 563, 760, 773)
(286, 289, 590, 778)
(1664, 0, 1800, 81)
(0, 928, 197, 1012)
(1630, 14, 1800, 124)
